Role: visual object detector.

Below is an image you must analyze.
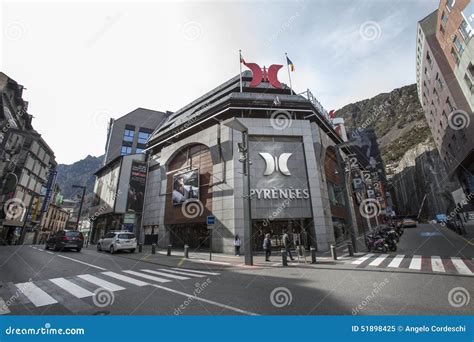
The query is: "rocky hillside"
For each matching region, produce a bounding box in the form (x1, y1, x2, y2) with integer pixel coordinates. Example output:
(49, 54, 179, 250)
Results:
(335, 84, 433, 165)
(56, 155, 104, 199)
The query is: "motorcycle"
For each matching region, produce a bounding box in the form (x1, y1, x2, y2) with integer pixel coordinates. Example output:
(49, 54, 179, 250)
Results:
(365, 233, 389, 253)
(376, 229, 398, 252)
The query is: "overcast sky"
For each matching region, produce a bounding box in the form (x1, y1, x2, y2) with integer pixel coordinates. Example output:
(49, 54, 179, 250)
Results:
(1, 0, 437, 164)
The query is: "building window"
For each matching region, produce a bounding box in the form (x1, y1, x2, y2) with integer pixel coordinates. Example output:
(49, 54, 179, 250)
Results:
(137, 131, 150, 145)
(441, 11, 448, 28)
(452, 35, 463, 54)
(446, 0, 455, 12)
(468, 63, 474, 78)
(136, 148, 144, 154)
(459, 20, 471, 41)
(426, 51, 433, 68)
(464, 73, 474, 93)
(446, 97, 455, 112)
(433, 88, 440, 105)
(435, 73, 444, 89)
(123, 129, 134, 142)
(121, 146, 132, 155)
(450, 47, 460, 65)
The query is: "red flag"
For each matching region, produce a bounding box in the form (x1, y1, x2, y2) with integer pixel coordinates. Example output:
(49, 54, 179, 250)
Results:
(329, 110, 335, 119)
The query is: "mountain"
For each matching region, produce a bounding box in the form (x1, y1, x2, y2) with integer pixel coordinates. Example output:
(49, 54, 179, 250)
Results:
(56, 155, 104, 199)
(335, 84, 433, 165)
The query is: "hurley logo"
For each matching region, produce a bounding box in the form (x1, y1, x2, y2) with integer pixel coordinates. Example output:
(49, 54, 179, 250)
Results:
(259, 152, 292, 176)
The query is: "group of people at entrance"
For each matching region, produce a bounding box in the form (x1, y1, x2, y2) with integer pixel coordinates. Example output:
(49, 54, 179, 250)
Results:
(234, 230, 295, 262)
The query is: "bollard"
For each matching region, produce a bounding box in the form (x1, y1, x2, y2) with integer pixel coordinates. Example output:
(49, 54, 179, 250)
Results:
(347, 242, 354, 256)
(330, 244, 337, 260)
(167, 244, 172, 256)
(281, 249, 288, 267)
(310, 247, 317, 264)
(138, 243, 143, 253)
(184, 245, 189, 259)
(151, 243, 156, 254)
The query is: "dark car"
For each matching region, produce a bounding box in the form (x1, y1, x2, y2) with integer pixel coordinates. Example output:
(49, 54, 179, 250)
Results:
(45, 230, 84, 252)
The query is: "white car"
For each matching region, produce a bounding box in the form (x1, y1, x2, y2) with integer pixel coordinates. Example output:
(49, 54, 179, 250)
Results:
(97, 231, 137, 254)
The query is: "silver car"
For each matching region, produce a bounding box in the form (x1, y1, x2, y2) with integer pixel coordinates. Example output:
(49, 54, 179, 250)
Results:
(97, 231, 137, 254)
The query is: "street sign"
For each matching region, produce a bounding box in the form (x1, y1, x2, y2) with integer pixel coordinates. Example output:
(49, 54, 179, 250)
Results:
(207, 215, 215, 225)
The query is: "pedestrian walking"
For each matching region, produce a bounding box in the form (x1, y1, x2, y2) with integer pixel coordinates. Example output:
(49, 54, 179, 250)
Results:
(282, 229, 294, 261)
(263, 233, 272, 261)
(234, 234, 241, 256)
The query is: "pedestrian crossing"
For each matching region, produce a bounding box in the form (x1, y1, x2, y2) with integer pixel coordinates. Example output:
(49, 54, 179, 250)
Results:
(0, 267, 220, 314)
(350, 254, 474, 276)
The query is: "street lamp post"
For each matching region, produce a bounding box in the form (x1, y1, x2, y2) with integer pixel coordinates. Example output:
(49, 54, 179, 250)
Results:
(223, 118, 253, 266)
(72, 185, 86, 231)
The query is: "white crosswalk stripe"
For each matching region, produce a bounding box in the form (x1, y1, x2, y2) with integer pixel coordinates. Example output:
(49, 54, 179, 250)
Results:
(0, 297, 11, 315)
(171, 267, 220, 276)
(387, 255, 405, 268)
(408, 255, 422, 270)
(123, 270, 171, 283)
(368, 254, 389, 266)
(451, 257, 472, 275)
(77, 274, 125, 292)
(141, 269, 190, 280)
(49, 278, 94, 298)
(351, 253, 375, 265)
(157, 269, 206, 278)
(102, 272, 149, 286)
(16, 282, 58, 307)
(431, 256, 445, 273)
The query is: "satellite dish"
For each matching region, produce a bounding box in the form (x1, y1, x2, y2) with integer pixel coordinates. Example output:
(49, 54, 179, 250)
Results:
(2, 173, 17, 194)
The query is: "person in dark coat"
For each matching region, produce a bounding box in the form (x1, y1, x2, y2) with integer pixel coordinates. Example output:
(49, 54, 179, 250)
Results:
(263, 233, 272, 261)
(282, 229, 294, 261)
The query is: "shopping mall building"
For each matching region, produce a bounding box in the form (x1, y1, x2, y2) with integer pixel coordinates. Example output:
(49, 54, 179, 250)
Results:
(140, 67, 376, 254)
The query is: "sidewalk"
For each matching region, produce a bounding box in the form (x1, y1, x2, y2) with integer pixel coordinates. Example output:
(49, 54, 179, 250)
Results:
(87, 244, 364, 271)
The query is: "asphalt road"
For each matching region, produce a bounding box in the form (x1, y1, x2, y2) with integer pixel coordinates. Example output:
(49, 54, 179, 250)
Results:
(0, 223, 472, 316)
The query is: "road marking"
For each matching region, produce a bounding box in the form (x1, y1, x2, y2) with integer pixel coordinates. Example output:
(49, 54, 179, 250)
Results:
(77, 274, 125, 291)
(431, 256, 445, 273)
(451, 257, 472, 275)
(102, 272, 149, 287)
(368, 254, 389, 266)
(141, 269, 190, 280)
(189, 259, 231, 266)
(16, 282, 58, 307)
(351, 253, 374, 265)
(150, 284, 258, 316)
(46, 251, 54, 255)
(409, 255, 422, 270)
(387, 255, 405, 268)
(57, 255, 106, 270)
(157, 269, 206, 278)
(0, 297, 11, 315)
(49, 278, 94, 298)
(123, 270, 171, 283)
(172, 267, 220, 276)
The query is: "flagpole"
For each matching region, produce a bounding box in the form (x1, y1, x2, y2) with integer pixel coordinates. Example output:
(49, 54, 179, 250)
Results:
(239, 50, 243, 93)
(285, 52, 293, 95)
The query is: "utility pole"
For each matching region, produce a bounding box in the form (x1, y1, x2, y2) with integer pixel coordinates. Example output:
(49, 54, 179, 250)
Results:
(72, 185, 86, 231)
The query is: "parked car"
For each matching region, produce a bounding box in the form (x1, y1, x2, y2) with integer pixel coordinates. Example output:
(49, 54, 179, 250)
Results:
(400, 218, 417, 228)
(97, 231, 137, 254)
(45, 230, 84, 252)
